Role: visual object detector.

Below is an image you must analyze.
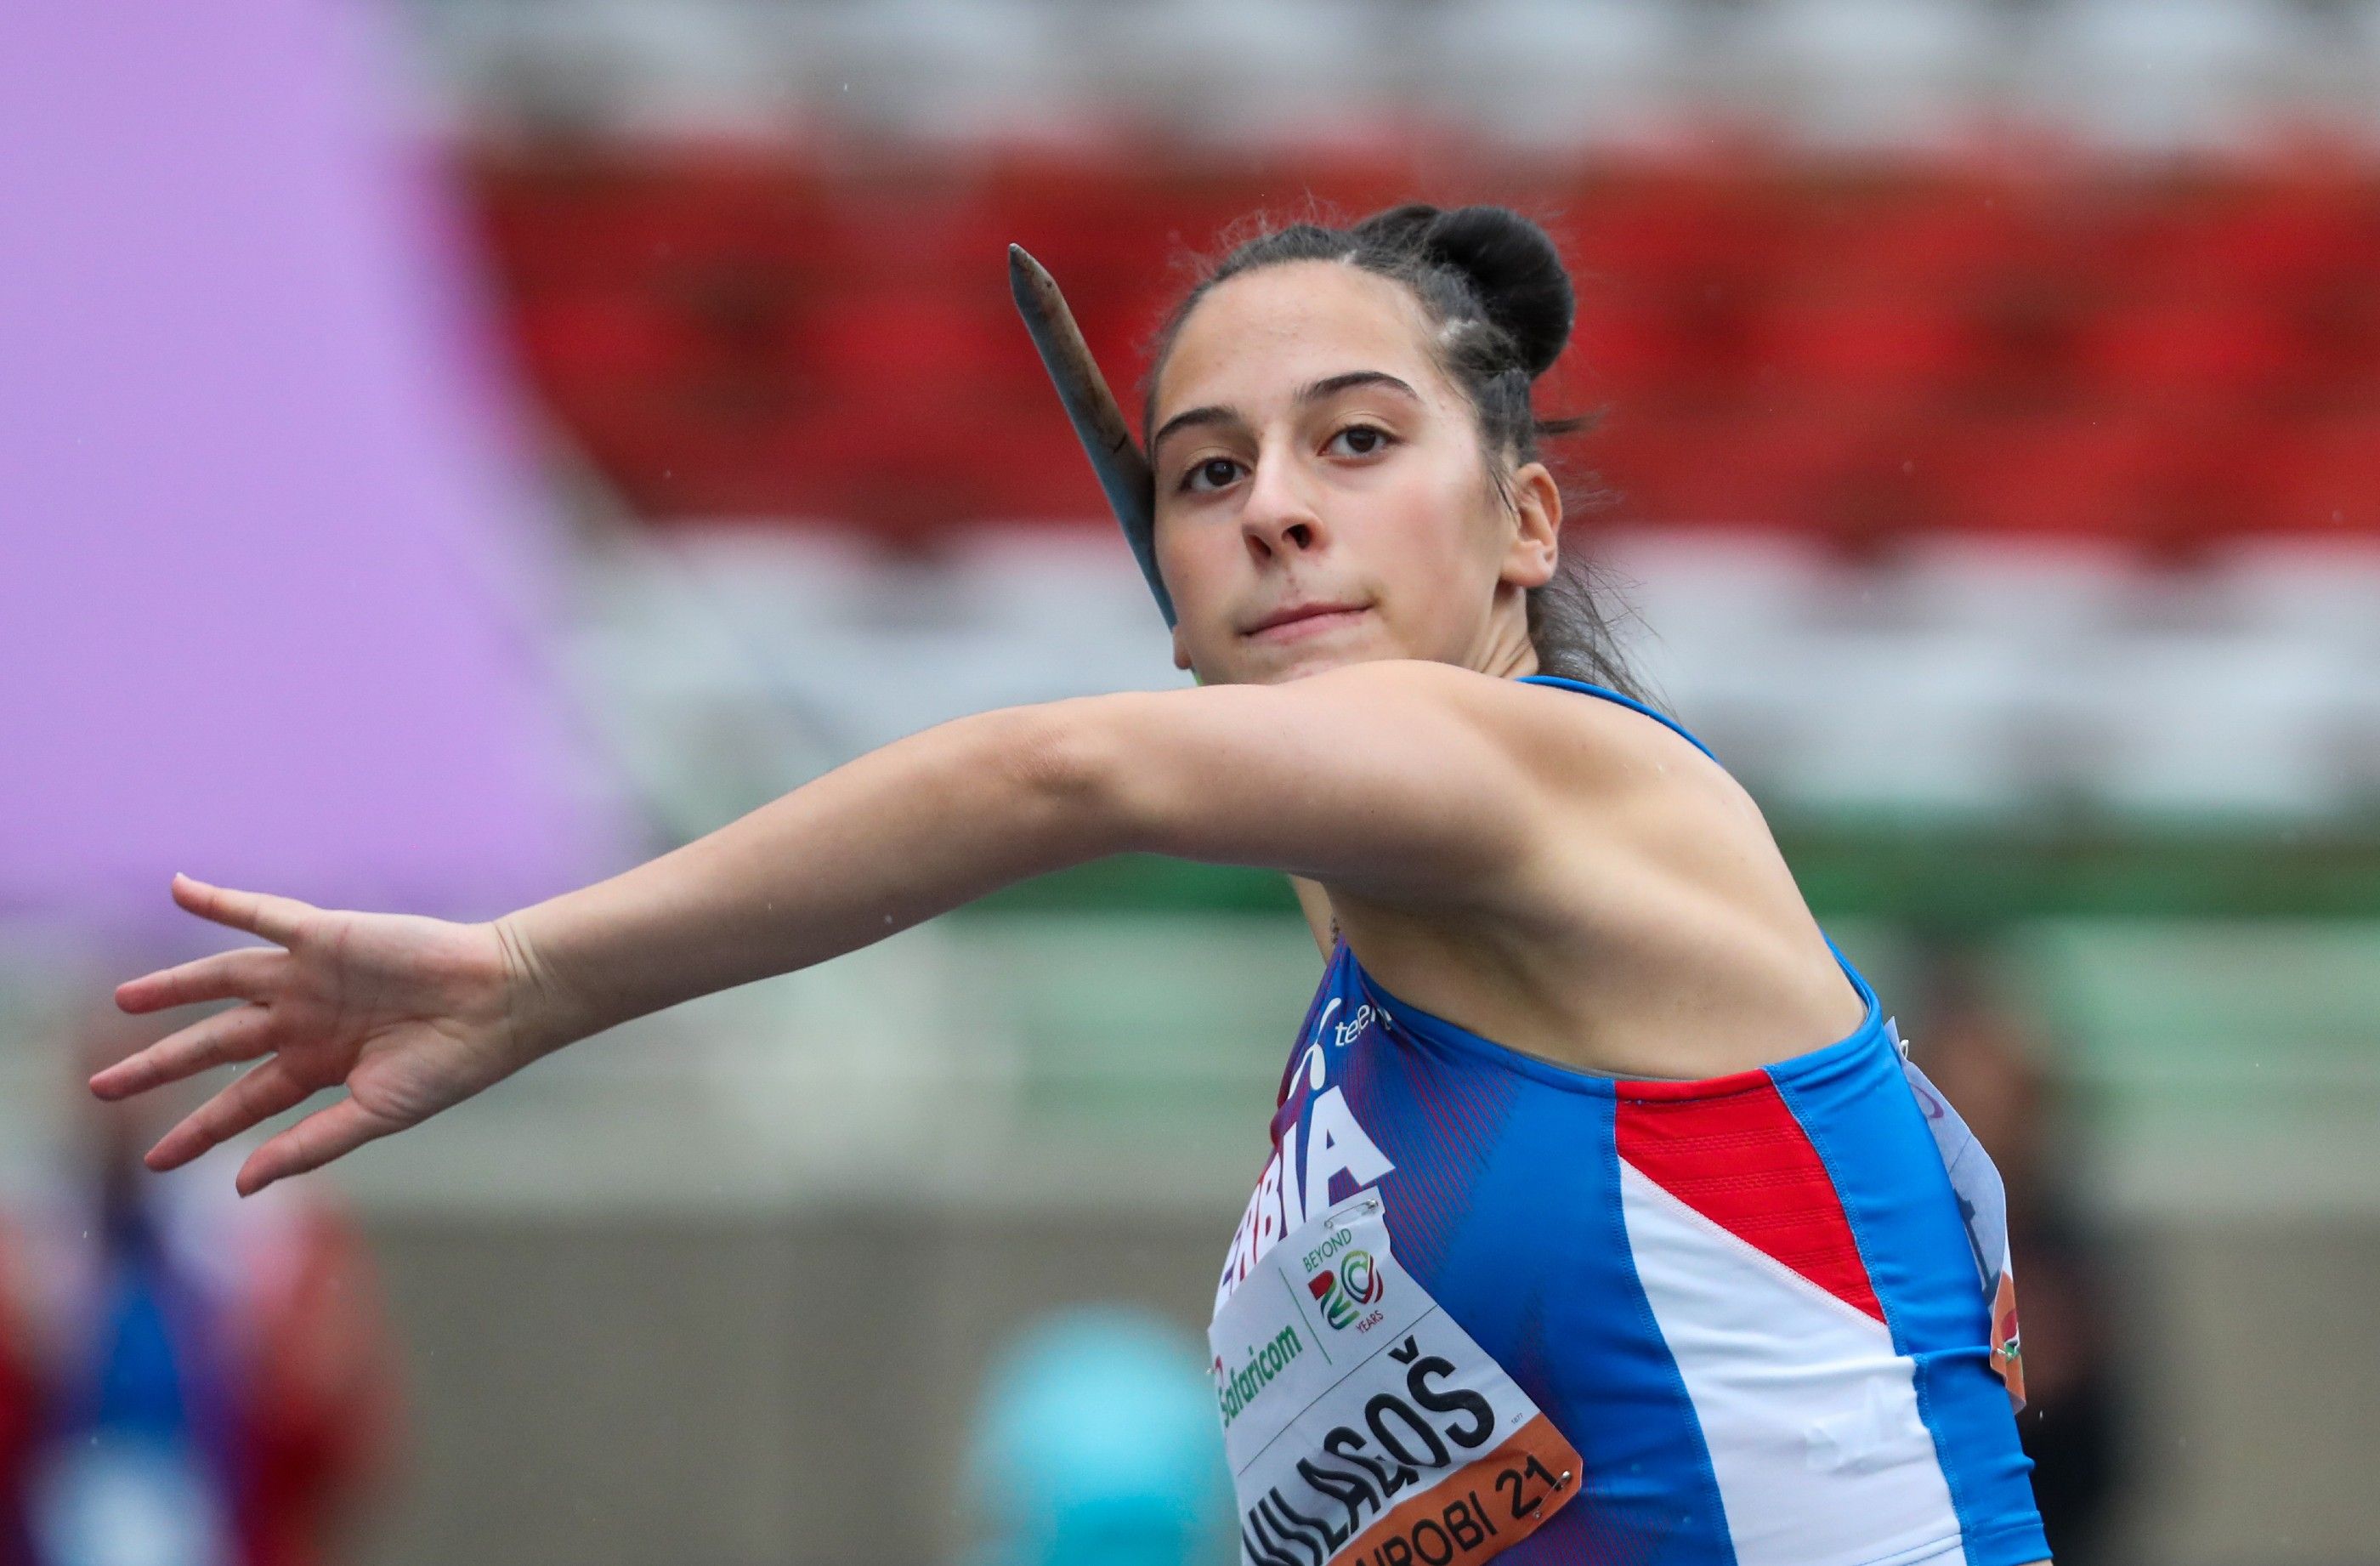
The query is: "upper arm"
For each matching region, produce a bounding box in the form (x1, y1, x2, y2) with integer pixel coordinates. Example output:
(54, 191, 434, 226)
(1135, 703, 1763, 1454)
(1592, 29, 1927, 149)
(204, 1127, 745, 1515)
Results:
(1051, 661, 1626, 914)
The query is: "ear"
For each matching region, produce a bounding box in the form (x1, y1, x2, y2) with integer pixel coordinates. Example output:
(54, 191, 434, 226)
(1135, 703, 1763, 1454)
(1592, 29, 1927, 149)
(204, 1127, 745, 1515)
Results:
(1172, 624, 1193, 673)
(1500, 460, 1561, 590)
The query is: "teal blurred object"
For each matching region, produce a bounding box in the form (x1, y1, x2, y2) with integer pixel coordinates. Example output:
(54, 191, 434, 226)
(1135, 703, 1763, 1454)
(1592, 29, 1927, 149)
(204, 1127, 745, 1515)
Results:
(966, 1308, 1232, 1566)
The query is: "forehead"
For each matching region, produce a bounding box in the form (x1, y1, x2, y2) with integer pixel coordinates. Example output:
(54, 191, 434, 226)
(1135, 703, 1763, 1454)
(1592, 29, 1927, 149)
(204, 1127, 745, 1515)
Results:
(1153, 260, 1450, 417)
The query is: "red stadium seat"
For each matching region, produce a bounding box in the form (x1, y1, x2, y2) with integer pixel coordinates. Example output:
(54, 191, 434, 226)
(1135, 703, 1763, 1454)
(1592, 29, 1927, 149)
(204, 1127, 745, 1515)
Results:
(2245, 416, 2380, 537)
(1751, 294, 1982, 403)
(1920, 411, 2168, 541)
(2076, 293, 2303, 411)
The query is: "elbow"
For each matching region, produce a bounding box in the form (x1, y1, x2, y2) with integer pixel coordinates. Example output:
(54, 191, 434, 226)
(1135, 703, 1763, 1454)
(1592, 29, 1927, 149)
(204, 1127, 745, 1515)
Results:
(989, 698, 1142, 860)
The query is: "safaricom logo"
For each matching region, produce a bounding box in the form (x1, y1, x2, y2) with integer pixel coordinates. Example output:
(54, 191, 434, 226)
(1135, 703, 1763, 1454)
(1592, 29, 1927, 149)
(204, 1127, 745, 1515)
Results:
(1215, 1326, 1304, 1428)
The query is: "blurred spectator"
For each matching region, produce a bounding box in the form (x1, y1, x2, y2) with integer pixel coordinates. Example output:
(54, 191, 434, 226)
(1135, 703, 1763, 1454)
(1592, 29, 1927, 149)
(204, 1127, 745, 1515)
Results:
(1908, 939, 2129, 1566)
(0, 1003, 401, 1566)
(962, 1308, 1232, 1566)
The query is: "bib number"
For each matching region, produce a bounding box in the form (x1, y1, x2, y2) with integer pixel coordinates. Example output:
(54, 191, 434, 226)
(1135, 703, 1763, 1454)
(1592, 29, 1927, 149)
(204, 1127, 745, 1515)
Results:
(1209, 1194, 1580, 1566)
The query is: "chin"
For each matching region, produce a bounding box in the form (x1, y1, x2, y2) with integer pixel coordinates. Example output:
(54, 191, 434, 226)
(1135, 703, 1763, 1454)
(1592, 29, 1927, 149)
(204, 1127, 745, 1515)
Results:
(1247, 639, 1405, 685)
(1192, 610, 1407, 685)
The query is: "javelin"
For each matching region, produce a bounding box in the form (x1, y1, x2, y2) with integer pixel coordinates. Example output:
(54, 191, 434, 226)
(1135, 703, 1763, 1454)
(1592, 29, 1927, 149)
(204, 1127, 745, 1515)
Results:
(1007, 244, 1174, 627)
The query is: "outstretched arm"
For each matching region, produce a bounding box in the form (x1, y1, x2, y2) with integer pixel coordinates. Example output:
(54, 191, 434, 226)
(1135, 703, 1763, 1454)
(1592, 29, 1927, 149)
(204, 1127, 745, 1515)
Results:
(510, 657, 1561, 1039)
(95, 659, 1577, 1194)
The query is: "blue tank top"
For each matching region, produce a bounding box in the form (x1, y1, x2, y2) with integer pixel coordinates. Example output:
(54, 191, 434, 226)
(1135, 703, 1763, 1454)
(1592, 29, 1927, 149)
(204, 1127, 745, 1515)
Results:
(1210, 675, 2048, 1566)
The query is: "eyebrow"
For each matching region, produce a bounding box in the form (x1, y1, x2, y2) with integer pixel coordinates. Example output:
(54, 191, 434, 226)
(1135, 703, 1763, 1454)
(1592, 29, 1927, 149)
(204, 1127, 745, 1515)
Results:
(1149, 370, 1423, 460)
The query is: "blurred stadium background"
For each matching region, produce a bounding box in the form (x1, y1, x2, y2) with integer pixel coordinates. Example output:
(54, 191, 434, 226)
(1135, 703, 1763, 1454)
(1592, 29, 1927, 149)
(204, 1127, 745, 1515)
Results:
(5, 0, 2380, 1562)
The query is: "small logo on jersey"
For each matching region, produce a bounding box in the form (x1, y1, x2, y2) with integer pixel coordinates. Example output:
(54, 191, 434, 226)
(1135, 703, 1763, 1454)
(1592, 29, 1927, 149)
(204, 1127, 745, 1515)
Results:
(1306, 1249, 1384, 1330)
(1212, 1327, 1304, 1429)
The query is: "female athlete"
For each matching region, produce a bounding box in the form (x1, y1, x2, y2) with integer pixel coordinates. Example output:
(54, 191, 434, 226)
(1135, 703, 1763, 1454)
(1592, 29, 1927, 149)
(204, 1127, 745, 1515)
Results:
(94, 204, 2048, 1565)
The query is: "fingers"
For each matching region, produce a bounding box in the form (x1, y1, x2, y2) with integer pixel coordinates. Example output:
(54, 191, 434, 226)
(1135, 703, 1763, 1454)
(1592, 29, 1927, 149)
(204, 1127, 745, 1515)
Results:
(145, 1057, 314, 1173)
(88, 1004, 279, 1100)
(169, 873, 314, 945)
(115, 946, 284, 1016)
(236, 1097, 400, 1196)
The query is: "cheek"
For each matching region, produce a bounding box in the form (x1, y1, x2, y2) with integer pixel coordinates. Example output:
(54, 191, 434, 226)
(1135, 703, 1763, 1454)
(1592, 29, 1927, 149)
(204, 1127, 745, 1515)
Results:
(1153, 514, 1219, 599)
(1152, 516, 1244, 649)
(1377, 474, 1502, 602)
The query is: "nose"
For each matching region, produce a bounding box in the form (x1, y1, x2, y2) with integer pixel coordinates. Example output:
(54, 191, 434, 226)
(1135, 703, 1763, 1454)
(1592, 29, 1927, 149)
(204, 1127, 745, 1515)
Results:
(1239, 455, 1327, 565)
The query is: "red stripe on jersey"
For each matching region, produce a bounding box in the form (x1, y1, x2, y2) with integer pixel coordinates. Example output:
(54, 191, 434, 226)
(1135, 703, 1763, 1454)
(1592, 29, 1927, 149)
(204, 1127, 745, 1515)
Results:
(1616, 1074, 1885, 1322)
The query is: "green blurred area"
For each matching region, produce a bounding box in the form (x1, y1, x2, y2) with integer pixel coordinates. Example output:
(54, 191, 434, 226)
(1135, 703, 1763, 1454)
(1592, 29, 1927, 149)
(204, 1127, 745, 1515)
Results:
(966, 821, 2380, 921)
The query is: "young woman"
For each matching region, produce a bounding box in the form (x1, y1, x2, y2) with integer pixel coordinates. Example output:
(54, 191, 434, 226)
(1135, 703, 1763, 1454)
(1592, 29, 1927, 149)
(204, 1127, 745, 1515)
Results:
(94, 205, 2049, 1566)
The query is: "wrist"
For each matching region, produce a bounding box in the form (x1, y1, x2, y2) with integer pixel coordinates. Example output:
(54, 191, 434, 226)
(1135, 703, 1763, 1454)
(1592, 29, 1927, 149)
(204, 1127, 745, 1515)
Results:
(485, 910, 600, 1066)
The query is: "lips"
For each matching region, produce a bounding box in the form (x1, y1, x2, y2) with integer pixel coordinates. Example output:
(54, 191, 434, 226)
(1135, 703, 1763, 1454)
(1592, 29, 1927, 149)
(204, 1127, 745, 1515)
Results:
(1244, 600, 1368, 638)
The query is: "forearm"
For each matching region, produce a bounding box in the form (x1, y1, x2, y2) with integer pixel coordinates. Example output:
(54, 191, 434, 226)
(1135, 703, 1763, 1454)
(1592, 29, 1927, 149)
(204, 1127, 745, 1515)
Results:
(496, 703, 1114, 1053)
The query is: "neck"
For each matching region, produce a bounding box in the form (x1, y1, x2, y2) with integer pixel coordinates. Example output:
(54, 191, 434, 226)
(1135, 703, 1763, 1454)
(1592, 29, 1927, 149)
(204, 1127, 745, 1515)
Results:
(1476, 596, 1541, 680)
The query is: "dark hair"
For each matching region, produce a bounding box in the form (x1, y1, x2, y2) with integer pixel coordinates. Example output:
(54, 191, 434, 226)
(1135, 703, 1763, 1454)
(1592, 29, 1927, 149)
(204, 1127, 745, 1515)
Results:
(1142, 201, 1647, 701)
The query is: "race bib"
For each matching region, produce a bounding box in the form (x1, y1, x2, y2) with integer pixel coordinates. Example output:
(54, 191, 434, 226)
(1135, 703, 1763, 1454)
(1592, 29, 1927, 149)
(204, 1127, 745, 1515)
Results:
(1208, 1194, 1581, 1566)
(1897, 1028, 2026, 1410)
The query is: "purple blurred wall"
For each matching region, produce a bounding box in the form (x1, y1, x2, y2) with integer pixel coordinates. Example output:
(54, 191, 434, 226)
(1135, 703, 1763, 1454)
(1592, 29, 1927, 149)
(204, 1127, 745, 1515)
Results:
(0, 0, 617, 931)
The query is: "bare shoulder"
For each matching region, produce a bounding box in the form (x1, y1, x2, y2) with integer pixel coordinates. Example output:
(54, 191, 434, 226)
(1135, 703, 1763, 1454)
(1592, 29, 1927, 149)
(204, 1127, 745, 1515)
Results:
(1263, 658, 1771, 896)
(1277, 659, 1729, 801)
(1487, 674, 1802, 933)
(1356, 663, 1757, 831)
(1320, 666, 1862, 1077)
(1508, 680, 1867, 1076)
(1066, 656, 1692, 914)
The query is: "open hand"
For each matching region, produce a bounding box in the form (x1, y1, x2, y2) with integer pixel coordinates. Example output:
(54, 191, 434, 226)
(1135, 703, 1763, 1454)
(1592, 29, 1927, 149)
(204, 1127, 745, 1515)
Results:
(92, 874, 545, 1196)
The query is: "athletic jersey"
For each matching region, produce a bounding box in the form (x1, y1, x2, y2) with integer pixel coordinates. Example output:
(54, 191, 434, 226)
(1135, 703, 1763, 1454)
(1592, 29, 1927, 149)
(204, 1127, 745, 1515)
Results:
(1210, 675, 2048, 1566)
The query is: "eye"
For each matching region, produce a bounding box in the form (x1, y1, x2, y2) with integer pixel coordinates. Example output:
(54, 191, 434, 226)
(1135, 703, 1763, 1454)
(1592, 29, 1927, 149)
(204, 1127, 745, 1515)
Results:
(1181, 456, 1245, 494)
(1327, 423, 1396, 458)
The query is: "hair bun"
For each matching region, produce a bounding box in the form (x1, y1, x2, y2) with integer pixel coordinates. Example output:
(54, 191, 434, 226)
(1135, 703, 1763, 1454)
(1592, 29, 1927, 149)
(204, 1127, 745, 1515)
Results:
(1425, 206, 1576, 377)
(1354, 202, 1575, 377)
